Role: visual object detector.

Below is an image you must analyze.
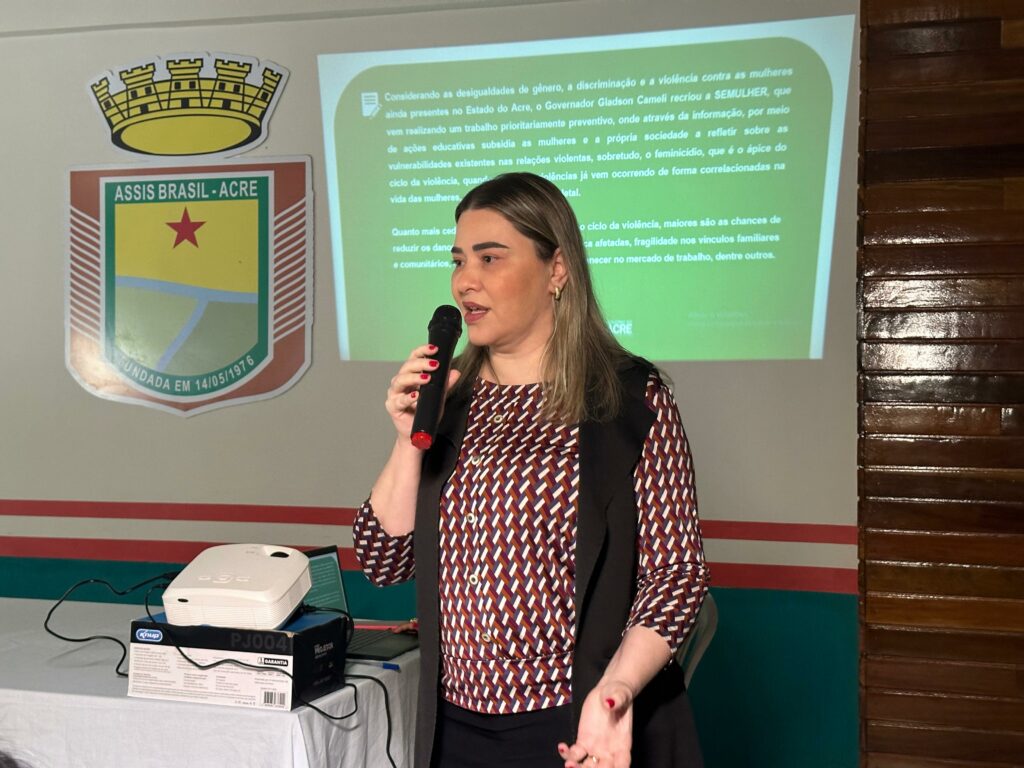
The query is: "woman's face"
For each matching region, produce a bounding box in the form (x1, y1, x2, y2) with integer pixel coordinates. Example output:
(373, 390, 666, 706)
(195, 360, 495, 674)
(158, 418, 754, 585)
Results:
(450, 208, 564, 356)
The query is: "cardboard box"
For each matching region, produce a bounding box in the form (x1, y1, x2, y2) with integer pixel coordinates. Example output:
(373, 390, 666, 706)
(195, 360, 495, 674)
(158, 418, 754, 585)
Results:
(128, 611, 347, 710)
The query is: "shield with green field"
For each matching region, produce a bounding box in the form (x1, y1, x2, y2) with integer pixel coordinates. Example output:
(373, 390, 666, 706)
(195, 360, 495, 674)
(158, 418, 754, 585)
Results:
(102, 173, 270, 400)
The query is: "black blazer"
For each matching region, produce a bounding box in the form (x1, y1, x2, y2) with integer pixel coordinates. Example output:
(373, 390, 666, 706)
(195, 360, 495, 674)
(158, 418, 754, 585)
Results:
(412, 359, 704, 767)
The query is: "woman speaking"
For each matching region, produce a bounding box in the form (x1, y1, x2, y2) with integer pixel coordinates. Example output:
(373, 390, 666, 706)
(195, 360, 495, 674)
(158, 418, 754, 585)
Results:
(353, 173, 708, 767)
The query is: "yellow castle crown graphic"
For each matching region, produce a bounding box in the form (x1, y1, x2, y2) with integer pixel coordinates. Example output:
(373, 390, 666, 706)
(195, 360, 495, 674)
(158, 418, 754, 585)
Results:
(90, 54, 287, 156)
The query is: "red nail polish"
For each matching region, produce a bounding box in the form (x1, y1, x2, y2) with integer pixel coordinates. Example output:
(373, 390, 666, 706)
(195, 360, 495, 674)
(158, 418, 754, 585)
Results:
(606, 698, 615, 708)
(410, 391, 418, 399)
(428, 344, 438, 352)
(428, 359, 439, 368)
(420, 373, 430, 380)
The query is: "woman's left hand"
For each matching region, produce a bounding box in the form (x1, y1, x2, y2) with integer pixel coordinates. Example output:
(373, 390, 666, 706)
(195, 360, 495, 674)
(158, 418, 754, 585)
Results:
(557, 680, 634, 768)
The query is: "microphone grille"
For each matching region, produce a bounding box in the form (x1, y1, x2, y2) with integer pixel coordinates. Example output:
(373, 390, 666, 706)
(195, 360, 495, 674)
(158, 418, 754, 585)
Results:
(429, 304, 463, 334)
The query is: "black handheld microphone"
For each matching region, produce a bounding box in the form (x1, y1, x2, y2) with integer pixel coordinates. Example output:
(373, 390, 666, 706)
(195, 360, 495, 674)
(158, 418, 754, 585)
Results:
(410, 305, 463, 450)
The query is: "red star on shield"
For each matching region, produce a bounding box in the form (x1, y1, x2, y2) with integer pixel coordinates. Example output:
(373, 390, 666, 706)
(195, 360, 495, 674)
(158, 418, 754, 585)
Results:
(166, 207, 206, 248)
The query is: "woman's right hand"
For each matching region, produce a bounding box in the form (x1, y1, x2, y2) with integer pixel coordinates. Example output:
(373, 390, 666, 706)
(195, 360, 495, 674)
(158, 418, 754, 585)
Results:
(385, 344, 460, 439)
(369, 346, 459, 537)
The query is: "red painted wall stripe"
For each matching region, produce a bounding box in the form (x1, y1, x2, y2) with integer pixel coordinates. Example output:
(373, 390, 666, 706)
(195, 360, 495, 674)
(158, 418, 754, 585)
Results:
(1, 536, 219, 564)
(700, 520, 857, 545)
(707, 562, 857, 594)
(0, 499, 356, 526)
(0, 500, 855, 544)
(0, 537, 361, 570)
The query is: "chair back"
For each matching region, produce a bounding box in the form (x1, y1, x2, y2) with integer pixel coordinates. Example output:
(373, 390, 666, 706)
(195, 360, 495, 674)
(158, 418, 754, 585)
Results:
(674, 591, 718, 688)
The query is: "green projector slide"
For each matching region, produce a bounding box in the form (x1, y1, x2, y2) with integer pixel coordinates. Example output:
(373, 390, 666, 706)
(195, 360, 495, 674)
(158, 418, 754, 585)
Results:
(319, 16, 853, 361)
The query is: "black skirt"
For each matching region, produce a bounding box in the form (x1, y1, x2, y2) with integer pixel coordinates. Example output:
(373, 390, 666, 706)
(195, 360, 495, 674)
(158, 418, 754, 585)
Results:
(431, 700, 572, 768)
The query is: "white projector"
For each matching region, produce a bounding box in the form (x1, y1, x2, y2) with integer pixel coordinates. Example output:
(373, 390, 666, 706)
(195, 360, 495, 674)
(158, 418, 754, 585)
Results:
(162, 544, 312, 630)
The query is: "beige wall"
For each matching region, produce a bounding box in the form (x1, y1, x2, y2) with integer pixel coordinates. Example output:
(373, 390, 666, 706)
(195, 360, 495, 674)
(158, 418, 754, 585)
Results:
(0, 0, 857, 549)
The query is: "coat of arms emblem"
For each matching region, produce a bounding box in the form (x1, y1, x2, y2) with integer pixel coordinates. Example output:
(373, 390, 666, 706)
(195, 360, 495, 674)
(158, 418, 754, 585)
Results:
(67, 54, 312, 415)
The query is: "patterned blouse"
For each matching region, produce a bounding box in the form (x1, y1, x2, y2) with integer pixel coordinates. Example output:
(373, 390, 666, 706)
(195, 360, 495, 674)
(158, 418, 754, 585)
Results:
(353, 374, 707, 714)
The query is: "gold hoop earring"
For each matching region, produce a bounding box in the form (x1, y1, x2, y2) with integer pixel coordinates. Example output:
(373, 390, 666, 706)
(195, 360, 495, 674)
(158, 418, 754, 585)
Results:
(554, 285, 563, 302)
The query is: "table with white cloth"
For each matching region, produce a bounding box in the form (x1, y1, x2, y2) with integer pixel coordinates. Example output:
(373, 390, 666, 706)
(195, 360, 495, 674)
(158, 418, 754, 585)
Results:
(0, 598, 419, 768)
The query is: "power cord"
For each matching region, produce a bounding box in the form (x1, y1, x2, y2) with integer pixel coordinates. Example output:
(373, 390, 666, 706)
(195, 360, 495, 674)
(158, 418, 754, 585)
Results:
(43, 571, 181, 677)
(141, 589, 362, 721)
(344, 672, 397, 768)
(301, 604, 398, 768)
(45, 578, 399, 768)
(141, 595, 398, 768)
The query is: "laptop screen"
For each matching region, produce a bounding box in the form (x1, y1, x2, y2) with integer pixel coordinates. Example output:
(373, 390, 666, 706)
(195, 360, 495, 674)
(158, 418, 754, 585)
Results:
(302, 545, 420, 660)
(303, 545, 349, 614)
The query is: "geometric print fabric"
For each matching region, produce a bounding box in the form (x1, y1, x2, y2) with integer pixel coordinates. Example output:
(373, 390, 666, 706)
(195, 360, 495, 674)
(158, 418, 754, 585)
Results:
(352, 373, 708, 715)
(437, 379, 579, 714)
(627, 375, 708, 656)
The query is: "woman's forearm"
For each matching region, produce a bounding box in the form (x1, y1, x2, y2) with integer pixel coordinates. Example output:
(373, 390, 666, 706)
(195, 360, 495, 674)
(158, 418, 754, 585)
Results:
(600, 625, 673, 697)
(368, 436, 425, 536)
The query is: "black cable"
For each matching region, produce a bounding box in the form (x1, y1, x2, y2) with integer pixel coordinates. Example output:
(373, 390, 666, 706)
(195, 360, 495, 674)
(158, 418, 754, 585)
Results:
(298, 603, 355, 644)
(43, 571, 181, 677)
(46, 577, 398, 767)
(142, 590, 362, 723)
(346, 673, 398, 768)
(303, 604, 398, 768)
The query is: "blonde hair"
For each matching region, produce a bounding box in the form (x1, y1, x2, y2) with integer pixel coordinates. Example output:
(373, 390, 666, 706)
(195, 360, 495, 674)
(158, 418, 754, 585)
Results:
(450, 173, 627, 423)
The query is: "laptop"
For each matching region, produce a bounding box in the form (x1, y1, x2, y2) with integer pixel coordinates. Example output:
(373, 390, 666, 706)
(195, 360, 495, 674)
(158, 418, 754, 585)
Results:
(304, 545, 420, 662)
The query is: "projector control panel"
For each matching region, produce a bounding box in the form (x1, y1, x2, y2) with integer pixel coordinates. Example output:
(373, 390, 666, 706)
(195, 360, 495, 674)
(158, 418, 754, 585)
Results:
(163, 543, 312, 629)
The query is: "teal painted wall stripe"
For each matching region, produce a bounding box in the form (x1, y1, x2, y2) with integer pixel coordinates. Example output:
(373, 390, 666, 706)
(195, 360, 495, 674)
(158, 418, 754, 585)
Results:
(0, 556, 417, 617)
(688, 588, 858, 768)
(1, 557, 183, 605)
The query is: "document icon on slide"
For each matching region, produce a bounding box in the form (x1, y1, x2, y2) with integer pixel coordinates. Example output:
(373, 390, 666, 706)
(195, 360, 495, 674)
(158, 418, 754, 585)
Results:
(360, 92, 380, 117)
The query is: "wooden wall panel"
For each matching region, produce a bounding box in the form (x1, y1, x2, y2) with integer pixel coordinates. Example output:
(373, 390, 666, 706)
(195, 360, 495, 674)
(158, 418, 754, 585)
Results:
(866, 595, 1024, 632)
(866, 690, 1024, 731)
(862, 180, 1008, 213)
(864, 532, 1024, 566)
(860, 2, 1024, 765)
(864, 146, 1024, 184)
(864, 625, 1024, 664)
(862, 310, 1024, 340)
(860, 244, 1024, 277)
(861, 499, 1024, 533)
(867, 756, 1023, 768)
(862, 404, 1007, 434)
(866, 562, 1024, 598)
(863, 214, 1024, 243)
(861, 341, 1024, 370)
(866, 20, 1001, 57)
(1006, 20, 1024, 47)
(861, 467, 1024, 502)
(861, 436, 1024, 468)
(865, 2, 1024, 25)
(867, 82, 1024, 120)
(862, 277, 1024, 304)
(860, 374, 1024, 403)
(866, 50, 1024, 89)
(866, 724, 1024, 763)
(865, 114, 1024, 150)
(865, 656, 1024, 697)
